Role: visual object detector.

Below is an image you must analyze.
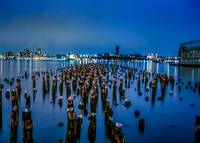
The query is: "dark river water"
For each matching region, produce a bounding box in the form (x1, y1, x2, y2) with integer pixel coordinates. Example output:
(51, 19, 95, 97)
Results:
(0, 59, 200, 143)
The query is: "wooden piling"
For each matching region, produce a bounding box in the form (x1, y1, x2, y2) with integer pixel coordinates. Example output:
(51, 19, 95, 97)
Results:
(22, 110, 33, 143)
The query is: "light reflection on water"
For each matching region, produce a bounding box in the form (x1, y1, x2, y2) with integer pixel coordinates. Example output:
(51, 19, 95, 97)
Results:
(0, 59, 199, 143)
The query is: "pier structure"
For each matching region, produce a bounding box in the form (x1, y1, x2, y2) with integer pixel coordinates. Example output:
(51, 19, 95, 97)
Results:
(179, 39, 200, 66)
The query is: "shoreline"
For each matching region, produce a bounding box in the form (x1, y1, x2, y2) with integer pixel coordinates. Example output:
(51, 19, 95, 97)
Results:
(170, 63, 200, 68)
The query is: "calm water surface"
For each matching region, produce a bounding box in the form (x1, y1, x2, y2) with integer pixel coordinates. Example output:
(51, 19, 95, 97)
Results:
(0, 59, 200, 143)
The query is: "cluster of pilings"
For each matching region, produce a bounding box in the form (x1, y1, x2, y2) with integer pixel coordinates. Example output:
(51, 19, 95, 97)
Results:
(66, 108, 83, 143)
(4, 77, 15, 86)
(184, 81, 200, 93)
(0, 71, 34, 143)
(105, 100, 125, 143)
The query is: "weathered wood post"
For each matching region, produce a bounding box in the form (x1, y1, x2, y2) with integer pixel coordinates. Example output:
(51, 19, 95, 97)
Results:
(10, 98, 19, 143)
(88, 114, 96, 141)
(22, 109, 33, 143)
(16, 79, 21, 95)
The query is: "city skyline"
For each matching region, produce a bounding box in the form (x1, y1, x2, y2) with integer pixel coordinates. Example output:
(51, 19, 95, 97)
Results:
(0, 0, 200, 56)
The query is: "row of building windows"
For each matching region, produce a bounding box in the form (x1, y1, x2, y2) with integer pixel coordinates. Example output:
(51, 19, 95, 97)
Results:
(179, 39, 200, 65)
(179, 49, 200, 57)
(180, 59, 200, 65)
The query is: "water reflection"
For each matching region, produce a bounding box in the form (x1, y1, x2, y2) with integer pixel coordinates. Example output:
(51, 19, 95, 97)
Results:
(178, 67, 200, 82)
(0, 60, 199, 143)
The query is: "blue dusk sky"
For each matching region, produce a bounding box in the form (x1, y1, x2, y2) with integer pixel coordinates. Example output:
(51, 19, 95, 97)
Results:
(0, 0, 200, 56)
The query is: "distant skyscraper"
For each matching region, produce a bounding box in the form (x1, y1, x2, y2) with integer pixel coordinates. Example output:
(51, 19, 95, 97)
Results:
(5, 52, 13, 57)
(37, 48, 42, 57)
(116, 46, 119, 55)
(24, 48, 30, 57)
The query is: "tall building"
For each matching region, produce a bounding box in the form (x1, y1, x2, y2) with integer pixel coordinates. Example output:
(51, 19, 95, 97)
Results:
(116, 46, 119, 55)
(37, 48, 42, 57)
(5, 52, 13, 57)
(24, 48, 30, 57)
(179, 39, 200, 66)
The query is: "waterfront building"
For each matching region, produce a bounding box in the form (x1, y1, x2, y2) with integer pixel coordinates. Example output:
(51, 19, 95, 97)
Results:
(133, 54, 146, 60)
(178, 39, 200, 66)
(30, 53, 36, 59)
(147, 53, 158, 60)
(23, 48, 30, 58)
(4, 52, 15, 59)
(36, 48, 42, 57)
(0, 54, 3, 59)
(97, 53, 103, 59)
(66, 53, 78, 60)
(15, 53, 21, 58)
(5, 52, 13, 57)
(116, 45, 119, 55)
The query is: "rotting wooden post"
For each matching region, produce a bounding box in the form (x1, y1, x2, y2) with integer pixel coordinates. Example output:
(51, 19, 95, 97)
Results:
(59, 79, 63, 95)
(25, 71, 28, 78)
(6, 89, 10, 99)
(22, 109, 33, 143)
(10, 106, 19, 143)
(16, 79, 21, 94)
(12, 90, 18, 109)
(43, 77, 47, 95)
(88, 114, 96, 141)
(32, 75, 36, 89)
(67, 96, 74, 108)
